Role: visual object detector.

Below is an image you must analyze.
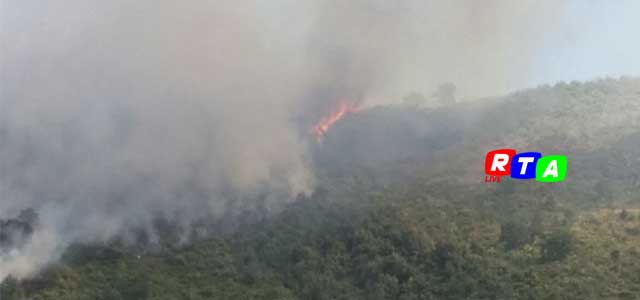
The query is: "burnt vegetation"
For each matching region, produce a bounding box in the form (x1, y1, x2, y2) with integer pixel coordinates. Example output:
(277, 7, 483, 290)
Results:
(0, 209, 38, 255)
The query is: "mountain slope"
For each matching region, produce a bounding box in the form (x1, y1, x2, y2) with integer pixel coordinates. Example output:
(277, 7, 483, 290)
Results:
(3, 78, 640, 299)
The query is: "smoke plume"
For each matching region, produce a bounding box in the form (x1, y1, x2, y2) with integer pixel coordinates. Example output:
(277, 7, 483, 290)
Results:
(1, 0, 568, 279)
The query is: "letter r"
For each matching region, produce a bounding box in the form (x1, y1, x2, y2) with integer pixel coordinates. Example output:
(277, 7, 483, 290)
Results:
(485, 149, 516, 176)
(492, 154, 510, 171)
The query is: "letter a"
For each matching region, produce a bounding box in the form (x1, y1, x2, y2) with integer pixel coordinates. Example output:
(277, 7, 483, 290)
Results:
(536, 155, 567, 182)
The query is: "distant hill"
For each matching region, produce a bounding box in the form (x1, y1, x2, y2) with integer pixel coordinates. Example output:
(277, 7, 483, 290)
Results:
(317, 77, 640, 206)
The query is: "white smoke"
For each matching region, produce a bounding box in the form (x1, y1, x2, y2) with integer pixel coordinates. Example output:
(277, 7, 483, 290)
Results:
(1, 0, 574, 279)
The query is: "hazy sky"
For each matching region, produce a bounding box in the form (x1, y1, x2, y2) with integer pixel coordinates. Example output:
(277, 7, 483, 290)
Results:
(258, 0, 640, 100)
(3, 1, 638, 101)
(531, 0, 640, 86)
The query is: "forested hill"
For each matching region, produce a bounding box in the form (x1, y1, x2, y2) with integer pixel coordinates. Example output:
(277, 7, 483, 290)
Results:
(317, 77, 640, 207)
(3, 77, 640, 300)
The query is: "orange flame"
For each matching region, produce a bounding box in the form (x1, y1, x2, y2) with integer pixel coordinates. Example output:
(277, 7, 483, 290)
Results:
(312, 100, 360, 141)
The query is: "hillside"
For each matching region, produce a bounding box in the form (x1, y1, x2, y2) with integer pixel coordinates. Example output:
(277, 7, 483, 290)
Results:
(3, 78, 640, 299)
(3, 184, 640, 300)
(318, 77, 640, 206)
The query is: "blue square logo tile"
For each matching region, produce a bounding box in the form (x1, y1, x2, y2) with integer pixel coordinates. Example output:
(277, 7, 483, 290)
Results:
(510, 152, 541, 179)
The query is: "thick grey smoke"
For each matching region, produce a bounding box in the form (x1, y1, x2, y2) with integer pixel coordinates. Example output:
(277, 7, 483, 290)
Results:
(0, 0, 317, 279)
(1, 0, 567, 279)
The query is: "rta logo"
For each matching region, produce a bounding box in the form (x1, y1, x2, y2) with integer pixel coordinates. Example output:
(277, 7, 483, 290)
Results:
(484, 149, 567, 182)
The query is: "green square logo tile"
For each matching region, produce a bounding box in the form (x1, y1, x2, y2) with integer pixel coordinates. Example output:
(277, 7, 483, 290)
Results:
(535, 155, 567, 182)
